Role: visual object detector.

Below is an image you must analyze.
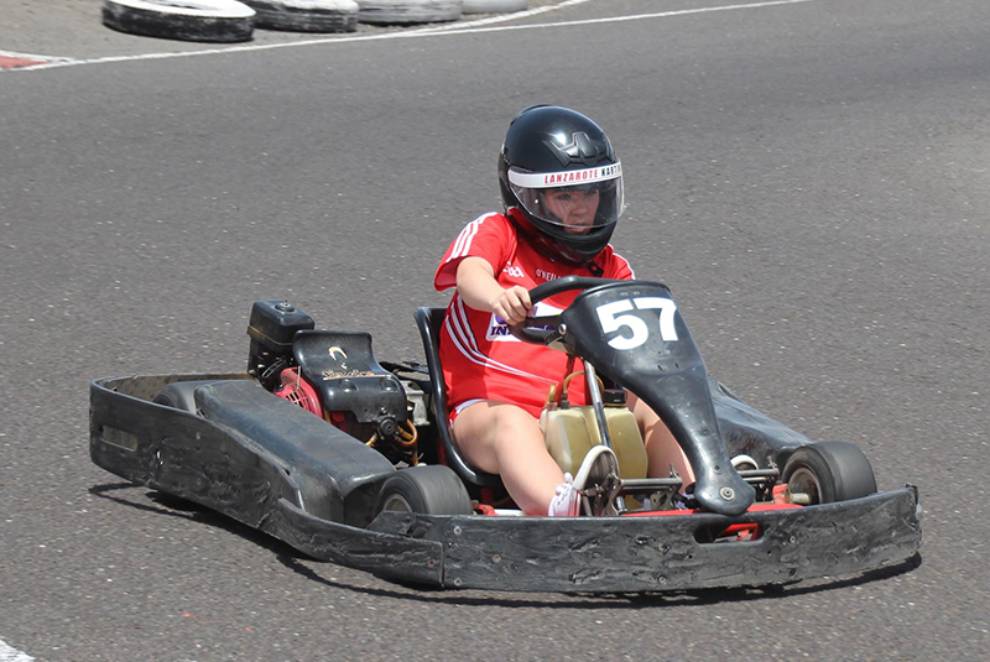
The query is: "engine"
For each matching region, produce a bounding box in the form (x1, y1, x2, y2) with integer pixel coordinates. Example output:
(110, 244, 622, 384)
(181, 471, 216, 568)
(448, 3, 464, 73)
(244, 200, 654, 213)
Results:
(246, 299, 419, 466)
(247, 299, 315, 390)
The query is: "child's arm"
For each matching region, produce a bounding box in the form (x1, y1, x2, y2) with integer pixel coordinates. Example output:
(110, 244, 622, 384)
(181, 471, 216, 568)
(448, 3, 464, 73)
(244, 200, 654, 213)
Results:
(455, 256, 532, 324)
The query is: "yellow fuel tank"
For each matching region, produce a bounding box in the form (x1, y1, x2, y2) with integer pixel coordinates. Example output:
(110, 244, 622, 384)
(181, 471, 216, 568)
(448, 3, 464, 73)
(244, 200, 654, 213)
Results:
(540, 404, 648, 480)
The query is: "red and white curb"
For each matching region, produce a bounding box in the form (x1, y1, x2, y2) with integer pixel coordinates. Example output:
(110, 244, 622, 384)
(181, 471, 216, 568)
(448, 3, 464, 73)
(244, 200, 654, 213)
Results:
(0, 638, 34, 662)
(0, 49, 74, 70)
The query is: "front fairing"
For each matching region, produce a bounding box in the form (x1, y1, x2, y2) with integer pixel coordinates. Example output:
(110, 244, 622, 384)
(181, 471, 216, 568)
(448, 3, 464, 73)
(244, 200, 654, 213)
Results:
(560, 281, 755, 515)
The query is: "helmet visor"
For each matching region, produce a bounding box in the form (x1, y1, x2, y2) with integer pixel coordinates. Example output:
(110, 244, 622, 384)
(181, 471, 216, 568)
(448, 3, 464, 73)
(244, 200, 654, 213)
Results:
(508, 163, 624, 235)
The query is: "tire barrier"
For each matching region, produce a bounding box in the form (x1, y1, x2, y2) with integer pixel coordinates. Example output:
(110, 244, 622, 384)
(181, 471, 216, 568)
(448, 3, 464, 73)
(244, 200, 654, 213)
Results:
(357, 0, 463, 25)
(102, 0, 256, 42)
(242, 0, 359, 32)
(462, 0, 527, 14)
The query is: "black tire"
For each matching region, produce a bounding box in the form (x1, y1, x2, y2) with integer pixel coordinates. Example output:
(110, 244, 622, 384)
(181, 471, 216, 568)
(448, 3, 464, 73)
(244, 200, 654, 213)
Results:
(102, 0, 256, 43)
(376, 465, 473, 515)
(463, 0, 528, 14)
(782, 441, 877, 504)
(153, 382, 200, 413)
(242, 0, 358, 32)
(152, 380, 222, 414)
(358, 1, 462, 25)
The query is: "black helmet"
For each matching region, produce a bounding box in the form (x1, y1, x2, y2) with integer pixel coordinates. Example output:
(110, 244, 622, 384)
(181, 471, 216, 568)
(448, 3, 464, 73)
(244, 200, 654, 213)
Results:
(498, 105, 624, 266)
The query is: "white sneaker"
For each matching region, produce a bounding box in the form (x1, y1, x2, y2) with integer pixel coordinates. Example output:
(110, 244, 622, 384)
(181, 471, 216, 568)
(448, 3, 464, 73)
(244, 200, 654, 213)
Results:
(548, 472, 580, 517)
(574, 445, 619, 490)
(575, 445, 622, 516)
(547, 447, 622, 517)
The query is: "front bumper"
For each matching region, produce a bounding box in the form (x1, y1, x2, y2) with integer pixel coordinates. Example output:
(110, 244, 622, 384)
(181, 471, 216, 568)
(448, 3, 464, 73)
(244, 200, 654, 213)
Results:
(277, 486, 921, 592)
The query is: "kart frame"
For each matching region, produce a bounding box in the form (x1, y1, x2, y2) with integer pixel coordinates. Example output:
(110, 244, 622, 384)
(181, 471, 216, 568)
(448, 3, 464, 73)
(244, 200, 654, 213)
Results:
(90, 370, 921, 593)
(89, 278, 921, 593)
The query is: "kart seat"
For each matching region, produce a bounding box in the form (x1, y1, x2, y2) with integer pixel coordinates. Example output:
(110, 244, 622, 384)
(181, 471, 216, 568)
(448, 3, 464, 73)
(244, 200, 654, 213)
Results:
(414, 307, 501, 488)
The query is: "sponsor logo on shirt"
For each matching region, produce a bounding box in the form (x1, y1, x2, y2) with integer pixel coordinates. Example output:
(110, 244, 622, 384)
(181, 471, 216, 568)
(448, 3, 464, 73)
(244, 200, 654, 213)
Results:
(504, 265, 525, 278)
(536, 268, 559, 282)
(486, 318, 518, 342)
(486, 302, 563, 342)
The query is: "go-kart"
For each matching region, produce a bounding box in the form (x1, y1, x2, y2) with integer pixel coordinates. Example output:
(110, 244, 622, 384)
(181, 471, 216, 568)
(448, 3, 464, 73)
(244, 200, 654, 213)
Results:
(89, 277, 921, 592)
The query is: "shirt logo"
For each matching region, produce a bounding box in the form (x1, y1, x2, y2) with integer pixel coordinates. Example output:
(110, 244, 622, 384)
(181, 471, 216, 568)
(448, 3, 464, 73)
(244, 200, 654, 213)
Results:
(536, 268, 559, 282)
(504, 265, 525, 278)
(486, 315, 520, 342)
(485, 302, 563, 342)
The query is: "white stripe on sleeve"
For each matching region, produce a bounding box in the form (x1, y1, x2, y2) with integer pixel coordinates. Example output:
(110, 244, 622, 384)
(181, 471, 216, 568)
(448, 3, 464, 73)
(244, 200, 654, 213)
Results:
(450, 212, 497, 259)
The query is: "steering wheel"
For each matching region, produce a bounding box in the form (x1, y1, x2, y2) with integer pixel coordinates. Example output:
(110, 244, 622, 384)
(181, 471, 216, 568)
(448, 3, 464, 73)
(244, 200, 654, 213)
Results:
(510, 275, 623, 344)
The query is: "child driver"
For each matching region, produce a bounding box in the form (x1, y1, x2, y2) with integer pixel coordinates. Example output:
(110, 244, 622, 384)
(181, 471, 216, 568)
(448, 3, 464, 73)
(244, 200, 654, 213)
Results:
(433, 105, 692, 516)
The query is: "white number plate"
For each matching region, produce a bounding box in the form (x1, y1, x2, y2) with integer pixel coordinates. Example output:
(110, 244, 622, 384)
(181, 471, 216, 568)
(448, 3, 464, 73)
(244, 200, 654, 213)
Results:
(595, 297, 678, 350)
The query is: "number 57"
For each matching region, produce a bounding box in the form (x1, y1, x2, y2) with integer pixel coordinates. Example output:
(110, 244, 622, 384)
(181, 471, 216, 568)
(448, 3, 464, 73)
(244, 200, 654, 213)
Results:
(595, 297, 679, 350)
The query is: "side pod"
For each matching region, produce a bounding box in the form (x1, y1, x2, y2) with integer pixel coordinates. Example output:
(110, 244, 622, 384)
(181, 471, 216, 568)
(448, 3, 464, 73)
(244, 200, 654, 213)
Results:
(89, 375, 395, 529)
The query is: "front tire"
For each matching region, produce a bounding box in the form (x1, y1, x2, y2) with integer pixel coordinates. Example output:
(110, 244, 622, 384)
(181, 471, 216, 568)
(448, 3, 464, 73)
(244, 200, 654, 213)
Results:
(782, 441, 877, 504)
(376, 465, 473, 515)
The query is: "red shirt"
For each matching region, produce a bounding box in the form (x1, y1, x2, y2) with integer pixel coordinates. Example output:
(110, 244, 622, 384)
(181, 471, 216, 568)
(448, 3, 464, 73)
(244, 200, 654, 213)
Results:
(434, 210, 635, 418)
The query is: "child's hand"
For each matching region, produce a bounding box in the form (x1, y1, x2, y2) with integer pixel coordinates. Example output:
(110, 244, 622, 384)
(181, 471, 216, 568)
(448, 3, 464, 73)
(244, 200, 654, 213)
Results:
(490, 286, 532, 325)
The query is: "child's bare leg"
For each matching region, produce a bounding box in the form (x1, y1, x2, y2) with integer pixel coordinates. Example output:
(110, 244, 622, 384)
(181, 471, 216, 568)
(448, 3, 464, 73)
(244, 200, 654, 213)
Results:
(452, 400, 564, 515)
(627, 393, 695, 485)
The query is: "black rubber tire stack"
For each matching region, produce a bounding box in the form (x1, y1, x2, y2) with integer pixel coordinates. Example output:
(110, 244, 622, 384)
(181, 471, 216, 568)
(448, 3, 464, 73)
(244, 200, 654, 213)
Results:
(462, 0, 527, 15)
(243, 0, 359, 32)
(358, 1, 462, 25)
(102, 0, 257, 42)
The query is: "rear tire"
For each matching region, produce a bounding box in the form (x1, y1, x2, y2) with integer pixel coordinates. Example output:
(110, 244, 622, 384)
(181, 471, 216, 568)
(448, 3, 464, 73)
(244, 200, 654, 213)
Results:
(782, 441, 877, 504)
(153, 381, 202, 414)
(376, 465, 473, 515)
(152, 380, 225, 414)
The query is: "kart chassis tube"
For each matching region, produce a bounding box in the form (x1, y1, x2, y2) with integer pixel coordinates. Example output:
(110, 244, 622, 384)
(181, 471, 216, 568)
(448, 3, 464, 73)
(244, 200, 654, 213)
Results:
(91, 377, 921, 592)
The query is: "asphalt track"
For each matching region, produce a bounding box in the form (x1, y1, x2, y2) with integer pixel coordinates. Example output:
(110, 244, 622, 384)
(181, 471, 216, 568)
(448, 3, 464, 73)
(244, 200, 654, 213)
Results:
(1, 0, 988, 659)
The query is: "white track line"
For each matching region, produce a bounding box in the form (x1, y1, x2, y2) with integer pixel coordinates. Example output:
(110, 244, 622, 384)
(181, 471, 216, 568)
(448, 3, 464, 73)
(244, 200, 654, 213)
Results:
(10, 0, 816, 72)
(0, 639, 34, 662)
